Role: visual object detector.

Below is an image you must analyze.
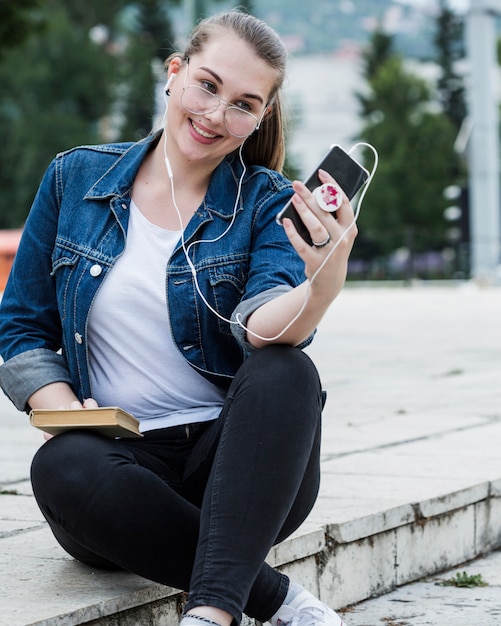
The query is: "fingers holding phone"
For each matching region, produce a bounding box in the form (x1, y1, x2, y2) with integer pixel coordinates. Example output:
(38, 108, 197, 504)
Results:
(277, 144, 368, 246)
(284, 169, 354, 251)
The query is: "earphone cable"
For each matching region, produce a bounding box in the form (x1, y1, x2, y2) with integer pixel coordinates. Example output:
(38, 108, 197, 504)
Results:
(164, 133, 378, 342)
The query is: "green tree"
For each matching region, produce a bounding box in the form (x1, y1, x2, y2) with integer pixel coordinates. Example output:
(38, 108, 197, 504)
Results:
(0, 0, 182, 227)
(360, 25, 394, 86)
(434, 0, 466, 131)
(63, 0, 130, 35)
(118, 0, 178, 141)
(0, 0, 45, 58)
(354, 35, 461, 274)
(0, 2, 121, 228)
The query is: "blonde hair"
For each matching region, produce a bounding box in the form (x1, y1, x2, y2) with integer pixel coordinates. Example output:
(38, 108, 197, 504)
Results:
(166, 10, 288, 172)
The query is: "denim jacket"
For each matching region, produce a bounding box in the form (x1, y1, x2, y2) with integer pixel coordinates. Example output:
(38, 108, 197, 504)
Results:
(0, 132, 311, 411)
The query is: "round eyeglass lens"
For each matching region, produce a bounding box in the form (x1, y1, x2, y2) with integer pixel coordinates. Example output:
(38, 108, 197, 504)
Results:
(224, 107, 258, 138)
(182, 86, 258, 138)
(182, 86, 217, 115)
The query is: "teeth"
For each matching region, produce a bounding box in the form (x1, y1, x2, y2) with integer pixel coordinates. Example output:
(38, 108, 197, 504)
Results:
(191, 120, 217, 139)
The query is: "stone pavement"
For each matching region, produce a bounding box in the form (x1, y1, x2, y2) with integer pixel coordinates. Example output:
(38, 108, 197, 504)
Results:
(1, 283, 500, 625)
(343, 548, 501, 625)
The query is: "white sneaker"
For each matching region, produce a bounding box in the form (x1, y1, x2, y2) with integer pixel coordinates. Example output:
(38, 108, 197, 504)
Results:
(270, 587, 346, 626)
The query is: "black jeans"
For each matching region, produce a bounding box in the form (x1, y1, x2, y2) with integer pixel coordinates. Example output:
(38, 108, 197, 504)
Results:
(31, 345, 323, 624)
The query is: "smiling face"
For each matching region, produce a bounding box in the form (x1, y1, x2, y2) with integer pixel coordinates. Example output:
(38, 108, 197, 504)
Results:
(164, 32, 277, 168)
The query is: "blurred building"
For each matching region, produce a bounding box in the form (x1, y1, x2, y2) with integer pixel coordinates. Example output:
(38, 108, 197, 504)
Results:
(284, 52, 364, 176)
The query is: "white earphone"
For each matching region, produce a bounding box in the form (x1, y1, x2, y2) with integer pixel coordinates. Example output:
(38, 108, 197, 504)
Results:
(165, 72, 177, 93)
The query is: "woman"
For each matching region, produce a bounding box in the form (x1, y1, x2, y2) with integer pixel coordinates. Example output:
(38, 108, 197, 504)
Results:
(0, 10, 355, 626)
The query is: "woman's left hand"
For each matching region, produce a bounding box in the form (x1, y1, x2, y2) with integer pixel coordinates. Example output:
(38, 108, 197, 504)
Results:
(245, 169, 358, 348)
(282, 168, 358, 304)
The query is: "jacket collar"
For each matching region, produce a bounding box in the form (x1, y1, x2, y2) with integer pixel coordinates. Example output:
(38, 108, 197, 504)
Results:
(84, 131, 246, 219)
(84, 132, 161, 200)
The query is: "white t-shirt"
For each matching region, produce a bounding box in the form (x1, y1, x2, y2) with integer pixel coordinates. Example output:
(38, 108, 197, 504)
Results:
(87, 199, 226, 432)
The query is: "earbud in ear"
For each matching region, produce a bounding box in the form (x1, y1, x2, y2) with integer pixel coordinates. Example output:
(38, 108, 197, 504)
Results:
(165, 72, 177, 95)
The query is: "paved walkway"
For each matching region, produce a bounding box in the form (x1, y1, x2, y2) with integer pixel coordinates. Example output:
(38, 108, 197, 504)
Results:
(1, 283, 500, 625)
(344, 548, 501, 625)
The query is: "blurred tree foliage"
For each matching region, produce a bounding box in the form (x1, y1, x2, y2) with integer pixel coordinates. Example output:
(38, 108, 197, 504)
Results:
(353, 24, 464, 271)
(0, 0, 178, 228)
(0, 0, 45, 57)
(118, 0, 177, 140)
(434, 0, 466, 132)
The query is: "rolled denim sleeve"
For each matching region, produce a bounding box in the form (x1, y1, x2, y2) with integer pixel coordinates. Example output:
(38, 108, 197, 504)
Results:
(0, 348, 73, 412)
(231, 286, 314, 355)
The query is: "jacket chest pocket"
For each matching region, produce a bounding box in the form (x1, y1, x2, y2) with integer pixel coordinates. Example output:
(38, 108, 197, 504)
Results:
(51, 246, 81, 322)
(51, 244, 105, 324)
(208, 261, 247, 335)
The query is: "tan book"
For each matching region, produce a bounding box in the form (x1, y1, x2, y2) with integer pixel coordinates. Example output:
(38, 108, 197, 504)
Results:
(29, 407, 143, 438)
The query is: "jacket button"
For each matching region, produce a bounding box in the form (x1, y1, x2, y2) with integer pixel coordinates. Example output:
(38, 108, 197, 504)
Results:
(75, 332, 83, 344)
(90, 264, 102, 277)
(121, 202, 128, 210)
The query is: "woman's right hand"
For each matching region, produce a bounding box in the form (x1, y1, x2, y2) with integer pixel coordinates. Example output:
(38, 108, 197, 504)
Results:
(42, 397, 99, 441)
(42, 397, 99, 440)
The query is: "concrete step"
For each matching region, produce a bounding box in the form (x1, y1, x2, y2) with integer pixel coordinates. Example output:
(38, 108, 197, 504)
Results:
(344, 548, 501, 626)
(2, 284, 501, 625)
(2, 420, 500, 626)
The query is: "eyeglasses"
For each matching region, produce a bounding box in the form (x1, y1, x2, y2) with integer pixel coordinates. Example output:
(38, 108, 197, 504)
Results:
(182, 85, 263, 138)
(181, 66, 265, 138)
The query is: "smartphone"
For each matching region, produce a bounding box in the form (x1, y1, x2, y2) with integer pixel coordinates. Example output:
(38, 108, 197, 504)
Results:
(276, 144, 369, 245)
